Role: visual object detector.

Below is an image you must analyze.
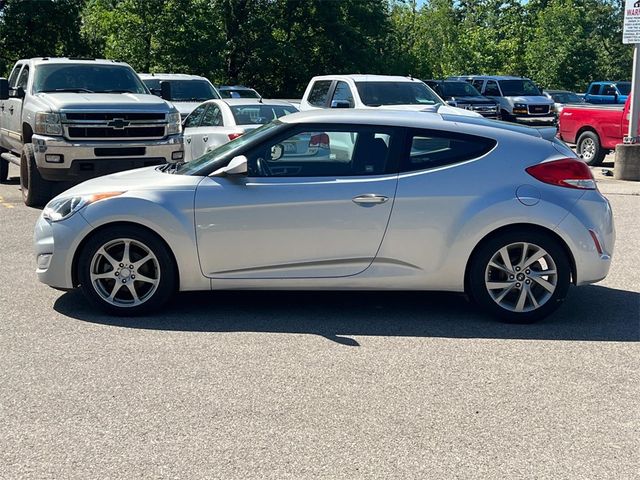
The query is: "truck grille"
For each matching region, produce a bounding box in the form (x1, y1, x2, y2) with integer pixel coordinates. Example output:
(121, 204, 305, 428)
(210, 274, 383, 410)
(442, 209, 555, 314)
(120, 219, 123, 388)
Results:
(61, 111, 168, 140)
(528, 105, 550, 115)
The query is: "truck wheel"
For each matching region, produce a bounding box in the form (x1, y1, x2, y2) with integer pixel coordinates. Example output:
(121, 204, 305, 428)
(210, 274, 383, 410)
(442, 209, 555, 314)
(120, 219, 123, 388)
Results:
(576, 131, 606, 166)
(20, 143, 52, 207)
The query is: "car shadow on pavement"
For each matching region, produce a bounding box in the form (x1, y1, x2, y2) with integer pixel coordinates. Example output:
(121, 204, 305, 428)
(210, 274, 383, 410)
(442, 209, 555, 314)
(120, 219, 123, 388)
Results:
(53, 284, 639, 345)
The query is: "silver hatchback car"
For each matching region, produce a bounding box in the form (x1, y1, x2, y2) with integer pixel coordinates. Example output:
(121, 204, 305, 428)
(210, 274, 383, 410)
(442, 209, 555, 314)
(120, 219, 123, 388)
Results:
(34, 110, 614, 322)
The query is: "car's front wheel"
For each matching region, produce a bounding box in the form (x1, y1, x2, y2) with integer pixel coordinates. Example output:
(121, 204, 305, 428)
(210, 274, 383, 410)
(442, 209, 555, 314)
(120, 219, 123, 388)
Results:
(468, 230, 571, 323)
(78, 226, 177, 315)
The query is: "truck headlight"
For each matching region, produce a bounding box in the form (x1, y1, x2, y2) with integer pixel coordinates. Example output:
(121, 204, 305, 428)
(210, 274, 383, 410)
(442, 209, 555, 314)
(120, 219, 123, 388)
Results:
(34, 112, 63, 136)
(166, 112, 181, 135)
(43, 191, 125, 222)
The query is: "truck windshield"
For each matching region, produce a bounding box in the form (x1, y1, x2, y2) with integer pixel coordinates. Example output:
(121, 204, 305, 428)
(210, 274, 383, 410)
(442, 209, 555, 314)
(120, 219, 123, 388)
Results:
(143, 79, 220, 101)
(617, 82, 631, 95)
(355, 82, 441, 106)
(498, 80, 541, 96)
(33, 64, 148, 94)
(442, 82, 481, 97)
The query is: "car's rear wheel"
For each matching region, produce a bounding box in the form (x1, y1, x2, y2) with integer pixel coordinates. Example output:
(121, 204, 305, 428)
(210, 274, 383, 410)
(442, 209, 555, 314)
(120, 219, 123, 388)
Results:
(576, 131, 606, 166)
(78, 226, 177, 315)
(469, 230, 571, 323)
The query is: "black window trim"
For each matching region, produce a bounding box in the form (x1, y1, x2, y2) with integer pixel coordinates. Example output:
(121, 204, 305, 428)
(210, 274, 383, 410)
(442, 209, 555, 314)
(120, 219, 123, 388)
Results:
(400, 127, 497, 173)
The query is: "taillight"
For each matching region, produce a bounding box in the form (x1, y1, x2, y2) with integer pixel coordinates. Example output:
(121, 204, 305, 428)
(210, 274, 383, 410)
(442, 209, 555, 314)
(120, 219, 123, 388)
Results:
(525, 158, 596, 190)
(309, 133, 330, 149)
(228, 132, 243, 141)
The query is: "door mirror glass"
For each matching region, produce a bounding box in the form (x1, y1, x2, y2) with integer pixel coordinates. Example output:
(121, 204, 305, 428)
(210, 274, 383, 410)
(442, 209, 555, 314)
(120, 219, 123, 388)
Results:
(270, 143, 284, 161)
(0, 78, 8, 100)
(160, 81, 172, 101)
(211, 155, 248, 176)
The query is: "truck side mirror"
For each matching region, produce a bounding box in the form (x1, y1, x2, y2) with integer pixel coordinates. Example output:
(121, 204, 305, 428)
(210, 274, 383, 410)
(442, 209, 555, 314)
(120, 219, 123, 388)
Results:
(330, 100, 351, 109)
(15, 86, 25, 99)
(160, 81, 172, 101)
(0, 78, 8, 100)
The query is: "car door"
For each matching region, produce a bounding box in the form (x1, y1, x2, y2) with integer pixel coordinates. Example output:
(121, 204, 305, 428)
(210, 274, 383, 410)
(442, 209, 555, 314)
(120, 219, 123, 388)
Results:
(601, 84, 617, 104)
(194, 124, 403, 279)
(182, 103, 208, 161)
(5, 64, 28, 153)
(189, 103, 227, 159)
(0, 63, 22, 150)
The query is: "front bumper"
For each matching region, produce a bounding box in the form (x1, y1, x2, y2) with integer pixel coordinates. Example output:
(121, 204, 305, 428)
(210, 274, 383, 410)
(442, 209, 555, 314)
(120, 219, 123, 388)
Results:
(34, 211, 93, 289)
(513, 115, 556, 126)
(32, 134, 184, 182)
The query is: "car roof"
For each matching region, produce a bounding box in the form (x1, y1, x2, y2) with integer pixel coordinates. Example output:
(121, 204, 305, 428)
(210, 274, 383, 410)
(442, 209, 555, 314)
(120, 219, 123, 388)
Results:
(456, 75, 532, 81)
(310, 74, 424, 83)
(23, 57, 132, 67)
(138, 73, 209, 81)
(218, 99, 294, 107)
(218, 85, 256, 90)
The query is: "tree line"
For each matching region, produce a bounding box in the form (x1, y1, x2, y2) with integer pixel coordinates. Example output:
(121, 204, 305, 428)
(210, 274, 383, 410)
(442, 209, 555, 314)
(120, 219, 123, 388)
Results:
(0, 0, 631, 97)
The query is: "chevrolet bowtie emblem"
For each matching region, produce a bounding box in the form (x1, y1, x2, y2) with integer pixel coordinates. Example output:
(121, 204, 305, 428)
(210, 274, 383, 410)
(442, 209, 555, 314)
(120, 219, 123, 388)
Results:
(107, 118, 130, 129)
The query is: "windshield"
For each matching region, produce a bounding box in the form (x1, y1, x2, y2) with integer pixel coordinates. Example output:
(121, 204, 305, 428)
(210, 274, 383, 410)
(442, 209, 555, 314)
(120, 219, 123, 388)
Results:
(441, 82, 481, 97)
(176, 121, 286, 175)
(142, 79, 219, 101)
(550, 92, 582, 103)
(231, 104, 298, 125)
(355, 81, 441, 106)
(220, 88, 260, 99)
(34, 64, 148, 94)
(617, 82, 631, 95)
(498, 79, 541, 96)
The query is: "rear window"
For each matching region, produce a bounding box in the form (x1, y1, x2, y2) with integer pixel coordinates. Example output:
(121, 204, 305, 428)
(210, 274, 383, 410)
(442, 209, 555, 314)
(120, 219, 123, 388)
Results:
(617, 82, 631, 95)
(441, 82, 481, 97)
(230, 104, 298, 125)
(355, 81, 441, 106)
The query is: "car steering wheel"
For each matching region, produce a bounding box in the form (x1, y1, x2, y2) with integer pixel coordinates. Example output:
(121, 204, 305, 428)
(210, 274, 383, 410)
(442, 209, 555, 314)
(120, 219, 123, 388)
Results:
(256, 157, 272, 176)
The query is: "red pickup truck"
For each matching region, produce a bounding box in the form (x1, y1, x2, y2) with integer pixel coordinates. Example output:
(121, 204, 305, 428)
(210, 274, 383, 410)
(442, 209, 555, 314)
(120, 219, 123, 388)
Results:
(558, 96, 634, 165)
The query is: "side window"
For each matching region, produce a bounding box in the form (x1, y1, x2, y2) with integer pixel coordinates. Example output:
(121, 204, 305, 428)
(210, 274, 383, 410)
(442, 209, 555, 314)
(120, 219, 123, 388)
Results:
(247, 126, 395, 177)
(8, 64, 22, 88)
(402, 129, 497, 172)
(330, 81, 354, 107)
(472, 80, 484, 92)
(602, 84, 617, 96)
(16, 65, 29, 90)
(184, 104, 208, 128)
(307, 80, 333, 107)
(588, 84, 600, 95)
(484, 81, 501, 96)
(200, 105, 223, 127)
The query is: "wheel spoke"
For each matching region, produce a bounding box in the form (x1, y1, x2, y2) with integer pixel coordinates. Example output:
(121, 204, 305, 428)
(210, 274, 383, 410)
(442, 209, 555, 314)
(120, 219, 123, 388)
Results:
(91, 272, 114, 281)
(133, 253, 152, 269)
(489, 261, 512, 274)
(486, 281, 514, 290)
(108, 283, 122, 301)
(531, 269, 556, 277)
(530, 274, 555, 293)
(522, 248, 546, 269)
(122, 240, 131, 264)
(494, 283, 516, 303)
(499, 247, 514, 273)
(125, 282, 140, 304)
(134, 273, 158, 285)
(526, 285, 539, 309)
(514, 287, 527, 312)
(518, 243, 529, 268)
(98, 247, 119, 268)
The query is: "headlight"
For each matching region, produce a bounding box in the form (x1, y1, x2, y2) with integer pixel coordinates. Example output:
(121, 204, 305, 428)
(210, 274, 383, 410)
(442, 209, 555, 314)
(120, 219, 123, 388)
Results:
(34, 112, 63, 136)
(43, 191, 125, 222)
(513, 103, 527, 109)
(166, 112, 181, 135)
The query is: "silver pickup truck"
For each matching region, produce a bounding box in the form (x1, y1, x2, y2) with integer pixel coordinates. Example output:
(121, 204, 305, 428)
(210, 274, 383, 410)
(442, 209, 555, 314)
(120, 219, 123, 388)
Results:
(0, 58, 183, 206)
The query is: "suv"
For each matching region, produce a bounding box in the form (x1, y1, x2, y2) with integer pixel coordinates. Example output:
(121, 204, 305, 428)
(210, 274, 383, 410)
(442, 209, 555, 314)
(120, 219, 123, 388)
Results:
(0, 58, 183, 206)
(139, 73, 221, 119)
(423, 79, 500, 119)
(450, 75, 555, 125)
(299, 74, 480, 118)
(583, 81, 630, 104)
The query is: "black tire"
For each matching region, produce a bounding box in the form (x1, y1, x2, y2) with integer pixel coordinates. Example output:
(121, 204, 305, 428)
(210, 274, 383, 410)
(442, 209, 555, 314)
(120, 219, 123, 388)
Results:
(77, 225, 177, 315)
(0, 156, 8, 183)
(468, 229, 571, 323)
(20, 143, 52, 207)
(576, 130, 606, 166)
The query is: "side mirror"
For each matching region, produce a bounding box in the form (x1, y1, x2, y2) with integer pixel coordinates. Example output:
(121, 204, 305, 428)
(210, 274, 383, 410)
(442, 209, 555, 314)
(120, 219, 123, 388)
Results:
(0, 78, 8, 100)
(160, 81, 172, 101)
(330, 100, 351, 109)
(270, 143, 284, 161)
(211, 155, 248, 176)
(15, 86, 25, 99)
(149, 87, 162, 97)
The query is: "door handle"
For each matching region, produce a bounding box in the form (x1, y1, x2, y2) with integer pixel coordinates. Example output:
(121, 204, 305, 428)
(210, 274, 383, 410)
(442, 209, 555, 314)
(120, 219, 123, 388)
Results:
(0, 105, 4, 111)
(352, 194, 389, 205)
(203, 136, 208, 142)
(186, 137, 191, 144)
(9, 106, 13, 114)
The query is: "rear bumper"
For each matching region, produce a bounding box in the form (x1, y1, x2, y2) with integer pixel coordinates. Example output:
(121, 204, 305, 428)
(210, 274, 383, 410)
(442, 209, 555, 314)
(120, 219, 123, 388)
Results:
(32, 134, 184, 181)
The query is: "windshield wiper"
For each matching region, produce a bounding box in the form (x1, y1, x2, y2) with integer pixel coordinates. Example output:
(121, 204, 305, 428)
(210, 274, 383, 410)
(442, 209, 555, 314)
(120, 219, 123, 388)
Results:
(41, 88, 95, 93)
(100, 89, 135, 93)
(158, 161, 185, 174)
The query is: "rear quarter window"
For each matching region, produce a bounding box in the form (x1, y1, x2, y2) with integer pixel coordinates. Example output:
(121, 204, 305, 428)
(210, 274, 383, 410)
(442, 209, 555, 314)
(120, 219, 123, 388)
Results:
(402, 129, 497, 172)
(307, 80, 333, 107)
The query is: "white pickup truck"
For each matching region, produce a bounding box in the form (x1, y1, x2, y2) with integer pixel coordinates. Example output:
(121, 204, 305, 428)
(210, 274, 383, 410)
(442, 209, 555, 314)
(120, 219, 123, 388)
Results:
(299, 74, 481, 117)
(0, 58, 183, 206)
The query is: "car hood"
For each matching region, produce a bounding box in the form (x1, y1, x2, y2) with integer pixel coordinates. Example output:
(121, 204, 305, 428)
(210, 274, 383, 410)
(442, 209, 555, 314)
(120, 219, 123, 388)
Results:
(505, 96, 554, 105)
(376, 104, 481, 117)
(53, 166, 202, 199)
(35, 92, 174, 112)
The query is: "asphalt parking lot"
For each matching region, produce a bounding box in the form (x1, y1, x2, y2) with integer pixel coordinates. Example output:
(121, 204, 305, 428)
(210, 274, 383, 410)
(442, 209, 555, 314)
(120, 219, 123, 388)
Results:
(1, 161, 638, 479)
